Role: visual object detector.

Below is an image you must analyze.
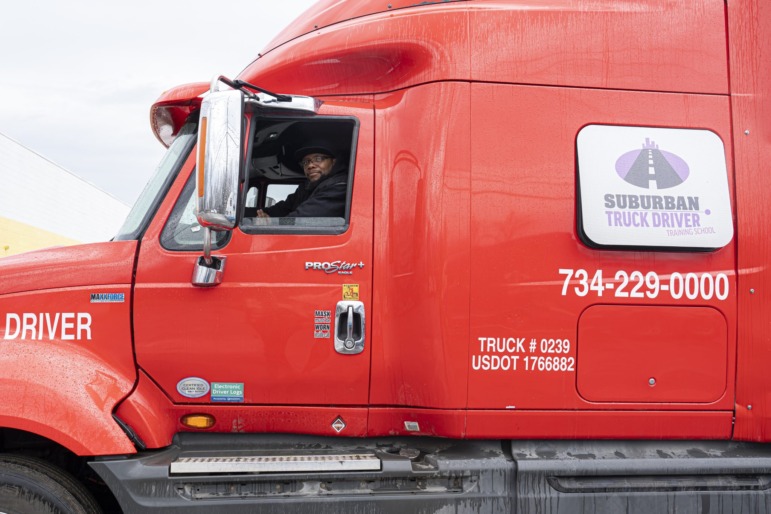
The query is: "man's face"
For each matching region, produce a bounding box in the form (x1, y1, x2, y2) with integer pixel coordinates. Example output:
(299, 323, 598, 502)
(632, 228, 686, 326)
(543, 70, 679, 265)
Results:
(300, 153, 335, 182)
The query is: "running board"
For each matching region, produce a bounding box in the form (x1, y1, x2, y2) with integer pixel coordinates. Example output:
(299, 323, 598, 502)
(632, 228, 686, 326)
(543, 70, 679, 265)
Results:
(170, 453, 381, 475)
(90, 434, 513, 513)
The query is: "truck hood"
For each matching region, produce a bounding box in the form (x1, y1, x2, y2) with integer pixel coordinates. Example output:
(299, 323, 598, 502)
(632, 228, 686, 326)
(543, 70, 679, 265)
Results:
(0, 241, 137, 296)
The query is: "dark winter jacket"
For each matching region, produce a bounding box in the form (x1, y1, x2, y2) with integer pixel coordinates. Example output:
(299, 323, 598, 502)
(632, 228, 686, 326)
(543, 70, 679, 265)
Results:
(263, 167, 348, 218)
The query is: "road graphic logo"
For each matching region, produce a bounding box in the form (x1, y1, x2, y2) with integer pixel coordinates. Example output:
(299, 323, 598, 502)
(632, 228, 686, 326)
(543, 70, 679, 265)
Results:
(615, 138, 689, 190)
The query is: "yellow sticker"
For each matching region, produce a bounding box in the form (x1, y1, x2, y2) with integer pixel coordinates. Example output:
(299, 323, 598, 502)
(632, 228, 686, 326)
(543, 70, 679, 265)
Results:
(342, 284, 359, 300)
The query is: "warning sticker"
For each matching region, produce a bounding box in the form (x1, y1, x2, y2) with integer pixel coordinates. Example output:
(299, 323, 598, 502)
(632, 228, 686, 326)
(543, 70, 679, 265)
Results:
(314, 310, 331, 339)
(343, 284, 359, 300)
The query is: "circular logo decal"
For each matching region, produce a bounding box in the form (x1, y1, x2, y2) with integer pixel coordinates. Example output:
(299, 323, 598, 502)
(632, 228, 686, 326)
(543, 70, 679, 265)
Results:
(176, 377, 210, 398)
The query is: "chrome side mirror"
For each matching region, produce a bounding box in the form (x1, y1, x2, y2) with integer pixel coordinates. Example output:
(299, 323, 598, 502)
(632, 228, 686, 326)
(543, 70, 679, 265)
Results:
(193, 79, 244, 286)
(196, 85, 244, 232)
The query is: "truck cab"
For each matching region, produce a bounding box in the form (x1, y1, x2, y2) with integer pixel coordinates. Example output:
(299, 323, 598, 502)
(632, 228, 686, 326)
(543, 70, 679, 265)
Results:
(0, 0, 770, 512)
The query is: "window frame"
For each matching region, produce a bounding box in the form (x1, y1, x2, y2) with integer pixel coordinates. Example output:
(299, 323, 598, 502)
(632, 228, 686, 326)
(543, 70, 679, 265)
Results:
(238, 114, 360, 237)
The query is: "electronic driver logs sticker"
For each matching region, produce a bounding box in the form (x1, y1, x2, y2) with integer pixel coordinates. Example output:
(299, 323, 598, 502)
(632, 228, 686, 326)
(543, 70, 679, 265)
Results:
(577, 125, 733, 249)
(210, 382, 244, 402)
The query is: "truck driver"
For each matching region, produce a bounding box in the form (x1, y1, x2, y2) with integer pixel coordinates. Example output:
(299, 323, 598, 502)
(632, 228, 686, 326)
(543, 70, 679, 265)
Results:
(256, 140, 348, 218)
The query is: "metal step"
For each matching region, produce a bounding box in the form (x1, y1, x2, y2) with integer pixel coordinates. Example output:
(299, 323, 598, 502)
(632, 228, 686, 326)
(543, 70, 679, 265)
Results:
(170, 453, 381, 475)
(91, 436, 513, 513)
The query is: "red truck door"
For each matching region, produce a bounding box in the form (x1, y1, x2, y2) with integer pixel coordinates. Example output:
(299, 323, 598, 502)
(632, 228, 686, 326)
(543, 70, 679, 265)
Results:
(131, 102, 374, 435)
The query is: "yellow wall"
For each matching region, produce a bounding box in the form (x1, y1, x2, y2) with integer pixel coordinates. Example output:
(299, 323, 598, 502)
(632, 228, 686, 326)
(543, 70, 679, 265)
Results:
(0, 216, 79, 257)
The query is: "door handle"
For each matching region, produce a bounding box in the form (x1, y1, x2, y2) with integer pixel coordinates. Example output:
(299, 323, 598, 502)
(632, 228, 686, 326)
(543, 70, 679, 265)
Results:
(335, 301, 365, 355)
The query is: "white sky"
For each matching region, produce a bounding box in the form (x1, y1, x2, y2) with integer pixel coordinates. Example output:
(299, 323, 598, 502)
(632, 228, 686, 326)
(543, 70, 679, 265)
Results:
(0, 0, 317, 205)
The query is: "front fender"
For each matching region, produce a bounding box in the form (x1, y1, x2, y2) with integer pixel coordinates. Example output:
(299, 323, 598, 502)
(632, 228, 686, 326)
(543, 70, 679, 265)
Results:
(0, 328, 136, 455)
(0, 242, 138, 455)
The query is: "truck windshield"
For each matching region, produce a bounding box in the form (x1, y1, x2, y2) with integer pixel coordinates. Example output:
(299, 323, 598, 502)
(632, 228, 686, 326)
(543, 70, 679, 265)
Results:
(114, 119, 198, 241)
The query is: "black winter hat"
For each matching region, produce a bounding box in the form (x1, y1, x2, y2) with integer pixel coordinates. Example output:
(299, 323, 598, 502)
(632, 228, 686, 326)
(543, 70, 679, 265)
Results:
(293, 139, 337, 161)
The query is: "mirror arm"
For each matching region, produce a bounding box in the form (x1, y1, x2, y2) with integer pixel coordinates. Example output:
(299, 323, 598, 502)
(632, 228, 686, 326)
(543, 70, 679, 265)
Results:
(211, 75, 292, 103)
(233, 79, 292, 102)
(202, 227, 213, 266)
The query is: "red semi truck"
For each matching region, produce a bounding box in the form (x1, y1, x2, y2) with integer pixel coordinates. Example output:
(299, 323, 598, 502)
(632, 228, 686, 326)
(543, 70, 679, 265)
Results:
(1, 0, 770, 512)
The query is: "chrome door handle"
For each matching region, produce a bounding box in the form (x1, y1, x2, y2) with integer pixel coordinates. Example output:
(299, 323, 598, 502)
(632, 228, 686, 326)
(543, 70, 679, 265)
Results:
(335, 301, 365, 355)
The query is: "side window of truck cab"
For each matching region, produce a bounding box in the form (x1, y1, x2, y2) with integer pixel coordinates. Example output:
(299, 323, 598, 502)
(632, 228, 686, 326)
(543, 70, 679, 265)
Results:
(159, 117, 358, 250)
(240, 117, 358, 235)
